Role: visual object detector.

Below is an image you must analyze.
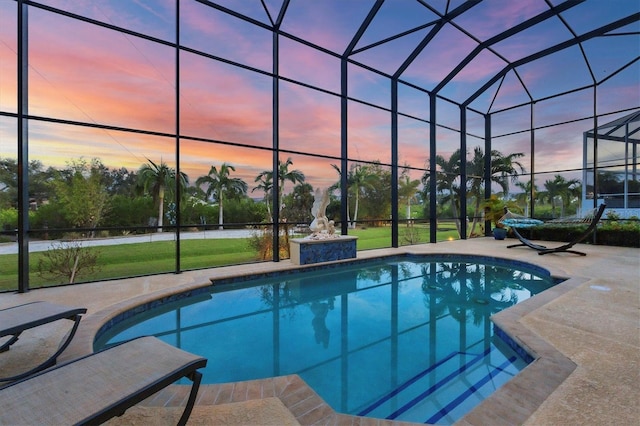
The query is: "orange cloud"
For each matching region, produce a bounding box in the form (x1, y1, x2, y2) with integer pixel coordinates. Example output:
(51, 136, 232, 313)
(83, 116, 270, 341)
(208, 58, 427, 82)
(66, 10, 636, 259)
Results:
(1, 0, 637, 201)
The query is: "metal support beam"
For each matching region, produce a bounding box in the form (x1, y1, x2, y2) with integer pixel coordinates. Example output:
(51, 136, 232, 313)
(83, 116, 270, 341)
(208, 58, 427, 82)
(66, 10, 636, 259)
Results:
(530, 103, 536, 218)
(464, 13, 640, 108)
(272, 31, 280, 261)
(433, 0, 583, 94)
(340, 59, 349, 235)
(592, 88, 599, 208)
(174, 0, 181, 273)
(429, 94, 437, 243)
(484, 114, 492, 237)
(391, 80, 399, 247)
(17, 0, 29, 293)
(460, 107, 467, 240)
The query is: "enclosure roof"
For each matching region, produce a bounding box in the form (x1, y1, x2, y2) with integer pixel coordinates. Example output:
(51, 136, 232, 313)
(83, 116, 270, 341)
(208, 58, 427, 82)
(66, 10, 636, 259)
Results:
(217, 0, 639, 114)
(586, 110, 640, 143)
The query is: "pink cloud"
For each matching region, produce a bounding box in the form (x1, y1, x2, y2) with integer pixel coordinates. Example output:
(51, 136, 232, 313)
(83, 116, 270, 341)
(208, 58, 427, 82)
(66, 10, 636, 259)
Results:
(278, 1, 373, 55)
(179, 56, 273, 137)
(3, 0, 634, 201)
(404, 25, 479, 85)
(483, 2, 547, 34)
(279, 82, 342, 157)
(453, 49, 507, 84)
(180, 1, 272, 71)
(26, 10, 175, 130)
(279, 37, 341, 93)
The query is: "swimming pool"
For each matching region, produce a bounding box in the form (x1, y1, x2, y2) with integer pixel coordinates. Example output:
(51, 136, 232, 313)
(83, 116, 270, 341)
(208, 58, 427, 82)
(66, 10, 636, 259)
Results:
(95, 254, 558, 424)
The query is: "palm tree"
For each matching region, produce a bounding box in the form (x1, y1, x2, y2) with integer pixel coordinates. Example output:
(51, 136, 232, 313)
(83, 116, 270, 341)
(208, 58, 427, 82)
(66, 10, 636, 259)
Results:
(196, 163, 248, 229)
(347, 164, 378, 228)
(422, 150, 462, 234)
(515, 180, 537, 216)
(466, 147, 485, 235)
(398, 168, 421, 220)
(330, 163, 380, 229)
(541, 175, 580, 217)
(252, 173, 273, 221)
(490, 151, 526, 198)
(466, 147, 525, 236)
(138, 159, 188, 232)
(256, 157, 305, 221)
(277, 158, 305, 216)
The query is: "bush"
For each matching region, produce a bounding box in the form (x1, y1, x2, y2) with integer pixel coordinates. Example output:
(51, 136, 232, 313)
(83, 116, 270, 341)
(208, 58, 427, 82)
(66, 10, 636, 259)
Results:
(511, 219, 640, 248)
(103, 195, 155, 230)
(0, 207, 18, 229)
(37, 241, 102, 284)
(248, 226, 290, 260)
(222, 198, 269, 225)
(598, 217, 640, 247)
(596, 228, 640, 247)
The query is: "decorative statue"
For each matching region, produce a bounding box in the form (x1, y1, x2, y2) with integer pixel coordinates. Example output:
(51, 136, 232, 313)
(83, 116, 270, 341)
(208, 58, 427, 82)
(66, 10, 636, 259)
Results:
(308, 188, 336, 239)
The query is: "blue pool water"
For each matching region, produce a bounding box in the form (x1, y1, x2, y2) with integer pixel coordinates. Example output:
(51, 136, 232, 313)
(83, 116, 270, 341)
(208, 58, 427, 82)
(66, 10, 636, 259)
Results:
(96, 255, 557, 424)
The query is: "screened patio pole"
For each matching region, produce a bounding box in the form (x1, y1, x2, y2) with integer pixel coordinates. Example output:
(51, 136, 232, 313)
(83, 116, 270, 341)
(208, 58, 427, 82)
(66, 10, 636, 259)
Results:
(593, 87, 598, 210)
(174, 0, 181, 273)
(17, 0, 29, 293)
(340, 58, 349, 236)
(429, 94, 437, 243)
(592, 86, 599, 244)
(391, 80, 399, 247)
(530, 103, 535, 218)
(272, 30, 280, 261)
(460, 106, 467, 240)
(624, 123, 629, 210)
(484, 114, 492, 237)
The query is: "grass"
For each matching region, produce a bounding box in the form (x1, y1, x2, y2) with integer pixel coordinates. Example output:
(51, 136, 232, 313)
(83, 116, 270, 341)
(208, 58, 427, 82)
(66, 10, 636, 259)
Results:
(0, 239, 257, 292)
(0, 224, 461, 292)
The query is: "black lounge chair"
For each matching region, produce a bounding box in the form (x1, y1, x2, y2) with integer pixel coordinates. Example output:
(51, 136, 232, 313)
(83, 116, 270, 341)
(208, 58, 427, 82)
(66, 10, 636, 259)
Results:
(0, 301, 87, 382)
(501, 204, 606, 256)
(0, 336, 207, 425)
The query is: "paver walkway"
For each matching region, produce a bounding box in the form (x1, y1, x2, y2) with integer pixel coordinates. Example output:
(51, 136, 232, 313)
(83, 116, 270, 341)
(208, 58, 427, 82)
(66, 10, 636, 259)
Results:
(0, 238, 638, 425)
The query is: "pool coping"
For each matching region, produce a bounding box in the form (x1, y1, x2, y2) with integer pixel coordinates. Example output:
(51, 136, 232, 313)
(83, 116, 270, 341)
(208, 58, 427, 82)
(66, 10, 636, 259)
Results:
(61, 253, 582, 425)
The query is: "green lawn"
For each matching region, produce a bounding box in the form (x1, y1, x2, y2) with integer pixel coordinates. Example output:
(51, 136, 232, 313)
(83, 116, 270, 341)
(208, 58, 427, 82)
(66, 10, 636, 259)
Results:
(0, 224, 461, 292)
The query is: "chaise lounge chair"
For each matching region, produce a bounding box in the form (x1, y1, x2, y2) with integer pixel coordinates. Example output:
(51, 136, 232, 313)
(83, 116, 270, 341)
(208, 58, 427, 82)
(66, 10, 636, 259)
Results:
(501, 204, 606, 256)
(0, 301, 87, 382)
(0, 336, 207, 425)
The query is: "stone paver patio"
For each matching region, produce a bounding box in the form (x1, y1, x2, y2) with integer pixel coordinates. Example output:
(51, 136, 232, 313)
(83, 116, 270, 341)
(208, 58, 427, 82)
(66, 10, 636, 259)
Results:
(0, 238, 638, 425)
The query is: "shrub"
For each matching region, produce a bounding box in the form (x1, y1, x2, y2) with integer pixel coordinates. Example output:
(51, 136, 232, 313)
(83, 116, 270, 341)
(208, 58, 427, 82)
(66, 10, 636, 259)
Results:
(0, 207, 18, 229)
(511, 218, 640, 248)
(37, 241, 102, 284)
(248, 226, 290, 260)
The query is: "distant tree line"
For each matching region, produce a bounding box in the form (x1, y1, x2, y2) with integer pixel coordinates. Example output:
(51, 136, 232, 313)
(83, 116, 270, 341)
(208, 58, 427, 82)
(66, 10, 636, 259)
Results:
(0, 156, 400, 238)
(2, 147, 633, 240)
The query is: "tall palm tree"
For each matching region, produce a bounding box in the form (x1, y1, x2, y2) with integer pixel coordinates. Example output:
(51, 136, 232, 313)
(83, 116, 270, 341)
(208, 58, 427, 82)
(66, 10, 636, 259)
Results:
(196, 163, 248, 229)
(490, 150, 526, 198)
(466, 147, 485, 235)
(277, 158, 305, 214)
(252, 173, 273, 221)
(541, 175, 580, 217)
(331, 163, 380, 229)
(347, 164, 378, 228)
(515, 180, 537, 216)
(398, 168, 421, 220)
(466, 147, 525, 235)
(422, 150, 462, 234)
(255, 157, 305, 221)
(138, 159, 188, 232)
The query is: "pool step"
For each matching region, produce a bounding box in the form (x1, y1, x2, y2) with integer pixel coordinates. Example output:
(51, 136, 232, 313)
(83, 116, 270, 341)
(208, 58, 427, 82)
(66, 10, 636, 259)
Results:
(358, 347, 521, 424)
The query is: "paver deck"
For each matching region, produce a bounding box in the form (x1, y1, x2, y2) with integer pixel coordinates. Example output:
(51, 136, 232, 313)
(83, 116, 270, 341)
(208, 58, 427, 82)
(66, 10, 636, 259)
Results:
(1, 238, 638, 425)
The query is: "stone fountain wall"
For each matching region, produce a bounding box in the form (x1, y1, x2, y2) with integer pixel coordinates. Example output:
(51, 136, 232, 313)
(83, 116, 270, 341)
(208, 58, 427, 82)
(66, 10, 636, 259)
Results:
(289, 236, 357, 265)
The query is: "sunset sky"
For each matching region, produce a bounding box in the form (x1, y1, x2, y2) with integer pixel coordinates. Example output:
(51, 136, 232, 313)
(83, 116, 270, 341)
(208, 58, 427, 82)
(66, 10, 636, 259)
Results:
(0, 0, 638, 193)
